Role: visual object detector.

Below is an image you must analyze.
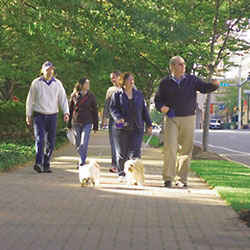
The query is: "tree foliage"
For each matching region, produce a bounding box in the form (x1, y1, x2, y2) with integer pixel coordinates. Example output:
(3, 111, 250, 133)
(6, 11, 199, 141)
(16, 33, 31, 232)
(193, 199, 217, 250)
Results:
(0, 0, 249, 120)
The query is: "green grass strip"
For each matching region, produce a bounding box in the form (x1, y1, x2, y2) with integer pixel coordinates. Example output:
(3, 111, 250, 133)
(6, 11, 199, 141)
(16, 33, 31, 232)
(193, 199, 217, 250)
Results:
(190, 160, 250, 212)
(143, 135, 250, 212)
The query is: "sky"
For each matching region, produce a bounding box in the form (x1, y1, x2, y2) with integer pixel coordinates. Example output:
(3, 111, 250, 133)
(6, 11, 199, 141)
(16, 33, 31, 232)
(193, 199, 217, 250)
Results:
(223, 29, 250, 81)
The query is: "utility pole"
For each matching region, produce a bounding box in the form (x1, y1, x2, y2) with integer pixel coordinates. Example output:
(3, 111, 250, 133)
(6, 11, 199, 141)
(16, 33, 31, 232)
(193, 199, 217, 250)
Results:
(237, 58, 242, 129)
(237, 74, 250, 129)
(243, 89, 250, 125)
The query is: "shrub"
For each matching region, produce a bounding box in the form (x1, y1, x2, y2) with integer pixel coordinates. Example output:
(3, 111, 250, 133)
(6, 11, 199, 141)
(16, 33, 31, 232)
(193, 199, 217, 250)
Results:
(0, 101, 67, 139)
(0, 101, 31, 139)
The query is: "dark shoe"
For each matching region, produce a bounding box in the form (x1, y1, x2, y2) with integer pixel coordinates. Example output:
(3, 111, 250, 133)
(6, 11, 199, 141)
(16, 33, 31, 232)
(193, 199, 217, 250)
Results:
(77, 163, 84, 170)
(175, 180, 187, 187)
(164, 180, 172, 187)
(34, 164, 43, 173)
(109, 167, 117, 173)
(44, 169, 52, 173)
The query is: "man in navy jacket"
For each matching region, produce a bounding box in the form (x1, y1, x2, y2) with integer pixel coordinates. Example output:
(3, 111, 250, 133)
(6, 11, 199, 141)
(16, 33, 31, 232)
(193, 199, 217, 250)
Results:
(154, 56, 219, 187)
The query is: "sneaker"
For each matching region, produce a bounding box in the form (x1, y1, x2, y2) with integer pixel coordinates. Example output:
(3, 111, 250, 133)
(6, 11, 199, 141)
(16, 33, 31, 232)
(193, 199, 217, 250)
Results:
(44, 169, 52, 173)
(164, 180, 172, 187)
(34, 164, 43, 173)
(118, 176, 126, 183)
(175, 180, 187, 187)
(109, 167, 117, 173)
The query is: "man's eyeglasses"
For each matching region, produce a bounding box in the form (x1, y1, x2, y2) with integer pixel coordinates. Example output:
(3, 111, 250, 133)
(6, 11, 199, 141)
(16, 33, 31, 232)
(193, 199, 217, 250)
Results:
(177, 63, 185, 66)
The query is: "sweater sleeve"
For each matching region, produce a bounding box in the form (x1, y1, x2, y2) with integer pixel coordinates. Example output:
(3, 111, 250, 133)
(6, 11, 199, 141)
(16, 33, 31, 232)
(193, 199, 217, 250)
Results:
(91, 94, 99, 131)
(195, 76, 218, 94)
(58, 81, 69, 114)
(26, 80, 36, 116)
(110, 91, 123, 122)
(67, 96, 74, 128)
(102, 98, 111, 119)
(154, 79, 167, 112)
(141, 95, 152, 128)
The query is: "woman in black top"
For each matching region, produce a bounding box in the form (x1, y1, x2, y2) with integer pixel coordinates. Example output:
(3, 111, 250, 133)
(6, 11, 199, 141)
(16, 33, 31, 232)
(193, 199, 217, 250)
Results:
(68, 77, 98, 168)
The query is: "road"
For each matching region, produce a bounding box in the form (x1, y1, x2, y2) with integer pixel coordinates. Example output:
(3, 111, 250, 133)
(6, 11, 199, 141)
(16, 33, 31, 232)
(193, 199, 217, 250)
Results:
(194, 129, 250, 167)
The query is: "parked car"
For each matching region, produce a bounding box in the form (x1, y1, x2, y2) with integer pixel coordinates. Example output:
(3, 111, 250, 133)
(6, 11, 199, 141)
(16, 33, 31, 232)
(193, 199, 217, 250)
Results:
(209, 119, 223, 129)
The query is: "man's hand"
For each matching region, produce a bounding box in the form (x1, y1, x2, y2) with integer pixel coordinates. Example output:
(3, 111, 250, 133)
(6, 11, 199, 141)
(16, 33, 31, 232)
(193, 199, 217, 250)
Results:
(64, 113, 69, 122)
(117, 118, 125, 124)
(161, 106, 169, 114)
(212, 79, 220, 86)
(147, 126, 152, 135)
(26, 116, 32, 126)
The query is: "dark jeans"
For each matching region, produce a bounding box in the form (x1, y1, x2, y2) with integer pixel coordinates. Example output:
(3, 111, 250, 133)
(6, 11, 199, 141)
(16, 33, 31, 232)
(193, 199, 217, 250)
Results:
(113, 127, 144, 176)
(33, 112, 57, 170)
(108, 118, 117, 168)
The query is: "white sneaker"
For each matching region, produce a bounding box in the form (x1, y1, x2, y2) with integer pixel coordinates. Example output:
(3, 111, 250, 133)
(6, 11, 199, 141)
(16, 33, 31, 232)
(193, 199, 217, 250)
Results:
(118, 176, 126, 183)
(175, 180, 187, 187)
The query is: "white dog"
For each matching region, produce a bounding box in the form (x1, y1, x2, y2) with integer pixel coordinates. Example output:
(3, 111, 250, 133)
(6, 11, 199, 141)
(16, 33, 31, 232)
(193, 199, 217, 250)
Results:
(79, 160, 100, 187)
(124, 158, 145, 186)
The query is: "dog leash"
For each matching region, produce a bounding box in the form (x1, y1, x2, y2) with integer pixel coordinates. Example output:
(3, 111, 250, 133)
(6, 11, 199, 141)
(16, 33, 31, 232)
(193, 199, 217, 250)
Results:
(143, 134, 153, 148)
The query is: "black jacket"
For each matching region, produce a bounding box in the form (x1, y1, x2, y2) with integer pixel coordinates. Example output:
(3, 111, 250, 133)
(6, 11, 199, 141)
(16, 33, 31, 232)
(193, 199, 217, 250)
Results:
(154, 74, 218, 117)
(68, 91, 98, 130)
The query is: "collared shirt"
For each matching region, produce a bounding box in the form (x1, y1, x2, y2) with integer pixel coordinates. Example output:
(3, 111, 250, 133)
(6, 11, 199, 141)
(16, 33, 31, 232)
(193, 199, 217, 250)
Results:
(40, 76, 56, 86)
(81, 90, 88, 96)
(171, 74, 186, 85)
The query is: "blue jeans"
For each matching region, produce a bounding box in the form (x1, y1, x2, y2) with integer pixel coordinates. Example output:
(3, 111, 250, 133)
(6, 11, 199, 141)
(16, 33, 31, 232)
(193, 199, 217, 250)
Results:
(109, 118, 117, 168)
(33, 112, 57, 170)
(113, 127, 144, 176)
(72, 123, 92, 165)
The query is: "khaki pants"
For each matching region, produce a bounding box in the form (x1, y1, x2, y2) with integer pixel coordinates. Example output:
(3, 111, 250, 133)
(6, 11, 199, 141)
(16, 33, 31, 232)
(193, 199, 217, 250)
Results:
(163, 115, 195, 182)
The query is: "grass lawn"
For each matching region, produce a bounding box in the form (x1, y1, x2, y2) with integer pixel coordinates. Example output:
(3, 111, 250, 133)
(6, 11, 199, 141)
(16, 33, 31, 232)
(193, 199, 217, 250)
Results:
(143, 135, 250, 213)
(190, 160, 250, 212)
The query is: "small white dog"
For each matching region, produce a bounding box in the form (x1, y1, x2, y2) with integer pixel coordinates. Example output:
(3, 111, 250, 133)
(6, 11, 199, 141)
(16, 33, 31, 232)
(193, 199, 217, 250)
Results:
(79, 160, 100, 187)
(124, 158, 145, 186)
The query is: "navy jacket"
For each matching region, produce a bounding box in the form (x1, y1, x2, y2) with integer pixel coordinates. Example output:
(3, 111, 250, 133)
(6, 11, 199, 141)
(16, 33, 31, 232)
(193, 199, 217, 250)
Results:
(110, 88, 152, 129)
(154, 74, 218, 117)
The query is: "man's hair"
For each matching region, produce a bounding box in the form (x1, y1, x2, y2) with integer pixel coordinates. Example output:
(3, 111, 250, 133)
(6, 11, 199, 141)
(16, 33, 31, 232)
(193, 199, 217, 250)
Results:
(111, 70, 121, 76)
(169, 56, 185, 68)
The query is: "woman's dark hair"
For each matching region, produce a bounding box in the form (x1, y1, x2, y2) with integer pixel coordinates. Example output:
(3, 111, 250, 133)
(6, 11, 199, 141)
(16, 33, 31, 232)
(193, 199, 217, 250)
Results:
(73, 77, 87, 93)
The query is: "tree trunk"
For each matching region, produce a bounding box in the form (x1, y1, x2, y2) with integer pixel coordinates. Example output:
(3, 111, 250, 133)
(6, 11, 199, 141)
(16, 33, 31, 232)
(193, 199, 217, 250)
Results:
(0, 78, 16, 101)
(202, 71, 213, 152)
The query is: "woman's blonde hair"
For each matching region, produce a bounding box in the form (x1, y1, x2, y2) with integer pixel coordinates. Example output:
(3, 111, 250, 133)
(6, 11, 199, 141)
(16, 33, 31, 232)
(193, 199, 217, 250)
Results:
(117, 72, 133, 87)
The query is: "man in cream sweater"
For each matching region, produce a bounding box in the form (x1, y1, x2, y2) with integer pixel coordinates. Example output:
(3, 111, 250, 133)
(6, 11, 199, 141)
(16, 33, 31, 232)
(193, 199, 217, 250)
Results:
(26, 61, 69, 173)
(102, 70, 121, 173)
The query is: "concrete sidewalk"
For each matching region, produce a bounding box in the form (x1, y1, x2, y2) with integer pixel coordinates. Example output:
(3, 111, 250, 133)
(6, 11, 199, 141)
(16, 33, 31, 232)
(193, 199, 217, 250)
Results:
(0, 130, 249, 250)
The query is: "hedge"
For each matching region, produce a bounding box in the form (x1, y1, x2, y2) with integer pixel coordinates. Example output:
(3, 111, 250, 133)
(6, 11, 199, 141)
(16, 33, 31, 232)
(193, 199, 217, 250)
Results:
(0, 101, 66, 139)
